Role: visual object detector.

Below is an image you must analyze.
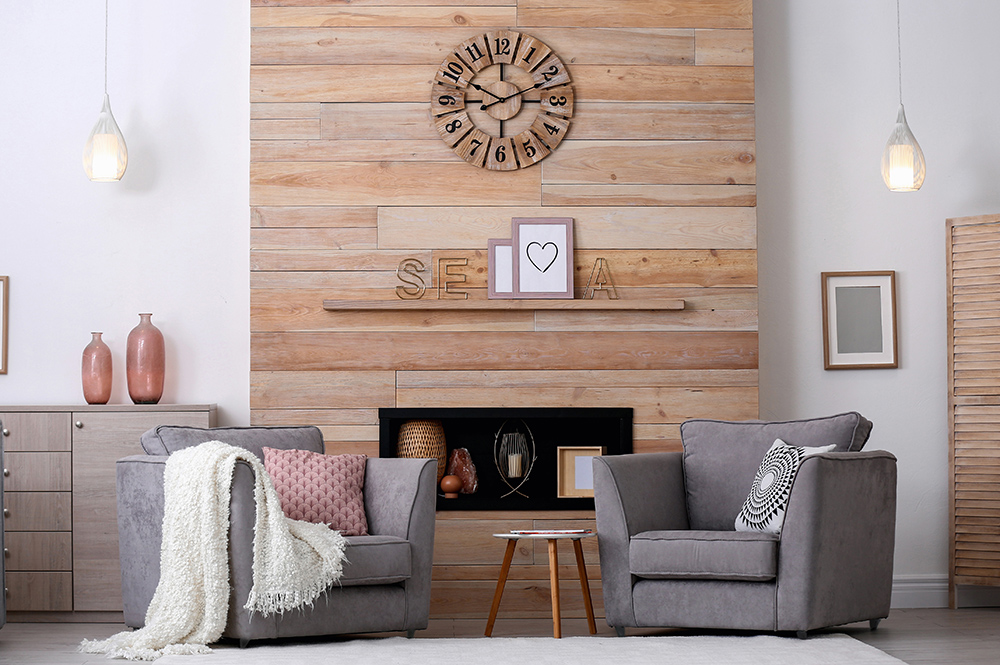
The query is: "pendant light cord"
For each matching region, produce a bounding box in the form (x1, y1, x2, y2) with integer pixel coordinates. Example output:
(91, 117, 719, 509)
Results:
(104, 0, 109, 94)
(896, 0, 902, 105)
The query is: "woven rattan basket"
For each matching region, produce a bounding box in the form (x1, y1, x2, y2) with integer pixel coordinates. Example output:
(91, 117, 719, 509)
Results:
(397, 419, 447, 482)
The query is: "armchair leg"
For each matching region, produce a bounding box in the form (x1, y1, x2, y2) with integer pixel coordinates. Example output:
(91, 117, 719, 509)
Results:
(870, 618, 882, 631)
(614, 626, 625, 637)
(795, 631, 808, 640)
(406, 629, 416, 639)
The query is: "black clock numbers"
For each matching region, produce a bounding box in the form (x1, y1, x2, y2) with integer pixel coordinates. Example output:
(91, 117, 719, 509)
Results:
(432, 31, 573, 170)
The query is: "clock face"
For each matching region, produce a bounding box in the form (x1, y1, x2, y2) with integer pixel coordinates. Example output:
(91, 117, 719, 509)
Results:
(431, 31, 574, 171)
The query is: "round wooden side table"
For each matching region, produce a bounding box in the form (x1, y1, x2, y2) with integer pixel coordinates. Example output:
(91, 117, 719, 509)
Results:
(484, 531, 598, 639)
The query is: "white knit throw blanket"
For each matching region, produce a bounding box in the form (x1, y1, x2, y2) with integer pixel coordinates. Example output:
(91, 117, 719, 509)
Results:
(80, 441, 348, 661)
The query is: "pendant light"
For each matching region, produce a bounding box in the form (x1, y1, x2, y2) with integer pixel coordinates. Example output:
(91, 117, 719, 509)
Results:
(83, 0, 127, 182)
(881, 0, 924, 191)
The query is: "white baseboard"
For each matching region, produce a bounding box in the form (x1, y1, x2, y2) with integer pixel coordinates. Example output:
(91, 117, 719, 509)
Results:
(891, 575, 1000, 608)
(891, 575, 948, 608)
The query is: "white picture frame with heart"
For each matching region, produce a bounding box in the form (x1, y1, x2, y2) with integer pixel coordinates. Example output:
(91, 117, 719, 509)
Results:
(511, 217, 574, 299)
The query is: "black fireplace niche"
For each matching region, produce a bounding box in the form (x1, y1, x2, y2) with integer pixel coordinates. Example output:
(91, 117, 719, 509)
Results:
(378, 407, 633, 511)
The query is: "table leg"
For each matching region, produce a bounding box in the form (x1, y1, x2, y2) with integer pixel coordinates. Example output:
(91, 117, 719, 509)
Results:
(573, 538, 597, 635)
(485, 539, 518, 637)
(548, 538, 562, 638)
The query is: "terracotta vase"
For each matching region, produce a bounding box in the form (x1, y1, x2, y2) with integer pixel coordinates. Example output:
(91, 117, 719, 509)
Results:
(81, 332, 113, 405)
(126, 313, 165, 404)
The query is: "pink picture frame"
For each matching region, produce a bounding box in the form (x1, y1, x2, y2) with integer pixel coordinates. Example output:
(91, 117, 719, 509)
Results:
(488, 238, 514, 299)
(511, 217, 574, 299)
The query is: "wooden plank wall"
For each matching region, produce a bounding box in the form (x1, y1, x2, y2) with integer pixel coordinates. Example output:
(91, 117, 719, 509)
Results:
(249, 0, 757, 623)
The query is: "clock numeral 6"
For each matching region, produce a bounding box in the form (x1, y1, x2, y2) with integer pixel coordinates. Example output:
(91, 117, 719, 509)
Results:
(494, 144, 507, 163)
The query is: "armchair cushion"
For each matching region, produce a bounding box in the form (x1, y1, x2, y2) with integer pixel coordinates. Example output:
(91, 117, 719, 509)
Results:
(630, 530, 779, 582)
(681, 412, 873, 530)
(140, 425, 324, 461)
(340, 535, 411, 586)
(263, 448, 368, 536)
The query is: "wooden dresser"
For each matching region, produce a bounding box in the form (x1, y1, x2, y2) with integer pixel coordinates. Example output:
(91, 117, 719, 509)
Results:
(0, 404, 216, 620)
(946, 213, 1000, 607)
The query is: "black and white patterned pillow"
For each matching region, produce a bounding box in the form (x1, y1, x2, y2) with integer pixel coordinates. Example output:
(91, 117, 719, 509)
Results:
(735, 438, 835, 533)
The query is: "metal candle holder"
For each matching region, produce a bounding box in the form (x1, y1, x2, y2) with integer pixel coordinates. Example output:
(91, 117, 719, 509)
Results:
(493, 419, 536, 499)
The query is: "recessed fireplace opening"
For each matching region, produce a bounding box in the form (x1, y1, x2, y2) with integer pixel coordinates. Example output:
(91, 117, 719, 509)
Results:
(379, 407, 633, 511)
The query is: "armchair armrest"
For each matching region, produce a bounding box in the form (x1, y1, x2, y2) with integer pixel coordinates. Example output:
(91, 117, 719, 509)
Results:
(776, 450, 897, 632)
(363, 457, 438, 629)
(593, 452, 689, 628)
(116, 454, 168, 628)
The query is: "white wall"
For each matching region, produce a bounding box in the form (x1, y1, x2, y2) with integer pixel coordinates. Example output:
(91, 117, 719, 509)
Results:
(756, 0, 1000, 606)
(3, 0, 996, 605)
(0, 1, 250, 424)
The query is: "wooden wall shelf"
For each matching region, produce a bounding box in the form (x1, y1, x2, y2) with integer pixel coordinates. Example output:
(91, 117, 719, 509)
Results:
(322, 299, 685, 311)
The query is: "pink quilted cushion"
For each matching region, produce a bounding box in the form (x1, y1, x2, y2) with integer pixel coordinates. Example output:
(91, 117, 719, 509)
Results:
(262, 447, 368, 536)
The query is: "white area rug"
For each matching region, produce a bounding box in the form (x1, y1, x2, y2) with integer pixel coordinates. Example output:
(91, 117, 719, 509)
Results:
(155, 634, 905, 665)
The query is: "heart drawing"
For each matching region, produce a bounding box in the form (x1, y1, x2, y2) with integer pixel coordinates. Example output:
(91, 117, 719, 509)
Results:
(526, 241, 559, 273)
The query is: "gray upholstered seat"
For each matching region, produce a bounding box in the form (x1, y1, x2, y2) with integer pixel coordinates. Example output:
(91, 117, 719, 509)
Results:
(594, 412, 897, 637)
(630, 530, 779, 582)
(116, 425, 437, 645)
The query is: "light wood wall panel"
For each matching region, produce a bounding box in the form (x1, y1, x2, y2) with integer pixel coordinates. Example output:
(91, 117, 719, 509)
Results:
(250, 0, 755, 621)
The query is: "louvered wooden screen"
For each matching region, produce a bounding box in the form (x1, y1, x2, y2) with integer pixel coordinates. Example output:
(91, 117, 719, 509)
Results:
(947, 213, 1000, 607)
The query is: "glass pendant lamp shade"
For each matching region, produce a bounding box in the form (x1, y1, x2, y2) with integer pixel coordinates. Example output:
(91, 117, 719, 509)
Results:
(83, 93, 128, 181)
(881, 104, 925, 192)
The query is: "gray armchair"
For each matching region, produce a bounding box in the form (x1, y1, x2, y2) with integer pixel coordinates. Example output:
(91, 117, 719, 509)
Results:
(593, 412, 896, 638)
(116, 425, 437, 646)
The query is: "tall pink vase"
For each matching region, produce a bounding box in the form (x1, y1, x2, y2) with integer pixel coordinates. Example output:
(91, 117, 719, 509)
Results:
(126, 313, 165, 405)
(81, 332, 113, 405)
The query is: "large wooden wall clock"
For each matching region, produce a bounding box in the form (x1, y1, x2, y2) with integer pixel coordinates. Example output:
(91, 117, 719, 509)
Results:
(431, 31, 574, 171)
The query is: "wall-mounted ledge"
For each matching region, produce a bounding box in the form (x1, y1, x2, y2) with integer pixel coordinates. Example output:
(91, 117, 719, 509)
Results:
(322, 299, 685, 311)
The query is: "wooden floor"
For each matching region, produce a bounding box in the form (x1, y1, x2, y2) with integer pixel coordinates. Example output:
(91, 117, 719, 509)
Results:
(0, 608, 997, 664)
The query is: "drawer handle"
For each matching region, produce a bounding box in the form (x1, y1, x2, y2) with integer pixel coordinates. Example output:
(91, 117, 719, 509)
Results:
(2, 468, 7, 477)
(3, 548, 7, 557)
(2, 428, 8, 437)
(75, 421, 84, 429)
(3, 509, 8, 517)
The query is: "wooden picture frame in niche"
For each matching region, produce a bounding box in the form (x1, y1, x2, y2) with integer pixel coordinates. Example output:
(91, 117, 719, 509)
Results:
(511, 217, 574, 299)
(556, 446, 605, 499)
(822, 271, 898, 369)
(0, 276, 7, 374)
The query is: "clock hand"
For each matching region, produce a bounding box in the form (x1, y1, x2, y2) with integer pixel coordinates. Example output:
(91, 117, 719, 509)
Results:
(479, 82, 545, 110)
(469, 82, 505, 103)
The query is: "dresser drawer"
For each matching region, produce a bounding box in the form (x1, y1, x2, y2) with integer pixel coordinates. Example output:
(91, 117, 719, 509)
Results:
(2, 452, 71, 491)
(5, 531, 72, 570)
(2, 492, 72, 531)
(4, 571, 73, 611)
(0, 412, 72, 451)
